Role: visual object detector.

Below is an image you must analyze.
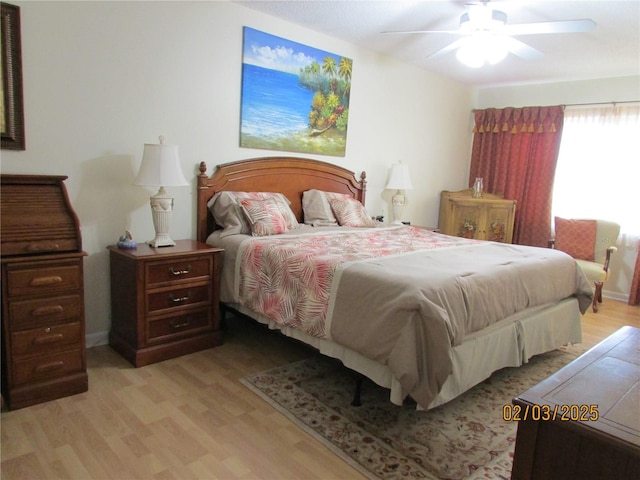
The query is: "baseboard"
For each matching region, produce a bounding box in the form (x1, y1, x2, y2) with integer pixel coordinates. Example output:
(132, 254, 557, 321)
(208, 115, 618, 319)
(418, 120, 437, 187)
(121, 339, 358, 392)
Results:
(85, 330, 109, 349)
(603, 290, 629, 304)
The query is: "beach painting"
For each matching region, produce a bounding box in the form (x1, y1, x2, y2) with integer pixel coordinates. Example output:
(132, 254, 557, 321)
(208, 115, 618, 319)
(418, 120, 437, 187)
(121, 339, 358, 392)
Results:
(240, 27, 352, 157)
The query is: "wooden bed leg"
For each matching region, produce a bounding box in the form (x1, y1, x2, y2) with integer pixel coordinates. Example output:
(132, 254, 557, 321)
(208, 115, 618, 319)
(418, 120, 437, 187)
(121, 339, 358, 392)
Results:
(351, 376, 364, 407)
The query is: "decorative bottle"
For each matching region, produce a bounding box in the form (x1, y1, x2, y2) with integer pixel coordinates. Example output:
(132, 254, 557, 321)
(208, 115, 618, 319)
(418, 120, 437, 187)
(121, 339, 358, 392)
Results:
(472, 177, 483, 198)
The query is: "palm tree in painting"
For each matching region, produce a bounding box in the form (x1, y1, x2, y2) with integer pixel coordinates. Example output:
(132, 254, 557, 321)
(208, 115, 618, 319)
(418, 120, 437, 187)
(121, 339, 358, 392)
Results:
(338, 57, 352, 104)
(322, 56, 337, 77)
(338, 57, 352, 82)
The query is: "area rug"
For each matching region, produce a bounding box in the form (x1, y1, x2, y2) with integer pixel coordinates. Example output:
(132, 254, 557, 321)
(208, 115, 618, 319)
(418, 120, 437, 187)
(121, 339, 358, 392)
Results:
(241, 345, 586, 480)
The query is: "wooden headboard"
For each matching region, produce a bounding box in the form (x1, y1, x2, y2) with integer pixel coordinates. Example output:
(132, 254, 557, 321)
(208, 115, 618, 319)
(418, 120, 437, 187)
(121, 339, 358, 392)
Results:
(196, 156, 367, 243)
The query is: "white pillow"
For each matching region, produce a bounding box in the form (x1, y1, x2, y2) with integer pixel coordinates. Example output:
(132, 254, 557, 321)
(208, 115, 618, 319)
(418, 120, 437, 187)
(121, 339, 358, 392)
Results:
(302, 189, 338, 226)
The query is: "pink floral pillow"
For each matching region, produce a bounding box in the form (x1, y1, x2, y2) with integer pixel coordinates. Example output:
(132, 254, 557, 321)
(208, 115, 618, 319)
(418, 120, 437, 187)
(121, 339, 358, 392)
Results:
(240, 198, 289, 236)
(208, 191, 298, 237)
(233, 192, 299, 230)
(554, 217, 596, 261)
(326, 193, 377, 227)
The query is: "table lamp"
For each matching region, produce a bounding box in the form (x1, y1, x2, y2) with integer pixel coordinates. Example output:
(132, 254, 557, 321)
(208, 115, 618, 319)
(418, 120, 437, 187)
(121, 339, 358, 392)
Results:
(134, 136, 188, 247)
(385, 162, 414, 224)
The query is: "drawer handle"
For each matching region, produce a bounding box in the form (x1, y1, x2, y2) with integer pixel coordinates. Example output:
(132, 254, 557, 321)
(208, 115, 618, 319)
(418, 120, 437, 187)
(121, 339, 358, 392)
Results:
(30, 276, 63, 287)
(170, 319, 191, 329)
(169, 265, 192, 276)
(33, 333, 64, 345)
(32, 305, 64, 316)
(26, 243, 60, 252)
(34, 360, 64, 373)
(169, 292, 191, 304)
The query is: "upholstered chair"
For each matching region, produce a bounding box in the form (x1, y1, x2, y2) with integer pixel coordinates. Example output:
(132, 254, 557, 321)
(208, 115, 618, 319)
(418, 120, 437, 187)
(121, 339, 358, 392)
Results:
(549, 218, 620, 313)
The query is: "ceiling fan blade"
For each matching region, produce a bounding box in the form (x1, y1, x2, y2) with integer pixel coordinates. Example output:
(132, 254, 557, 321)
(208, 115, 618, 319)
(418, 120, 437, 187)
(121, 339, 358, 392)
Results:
(501, 36, 543, 60)
(381, 29, 461, 35)
(426, 38, 468, 59)
(503, 19, 596, 36)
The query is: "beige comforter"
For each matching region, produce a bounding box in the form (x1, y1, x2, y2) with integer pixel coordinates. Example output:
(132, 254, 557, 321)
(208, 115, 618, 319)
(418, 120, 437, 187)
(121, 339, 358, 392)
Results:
(328, 240, 592, 409)
(209, 226, 592, 408)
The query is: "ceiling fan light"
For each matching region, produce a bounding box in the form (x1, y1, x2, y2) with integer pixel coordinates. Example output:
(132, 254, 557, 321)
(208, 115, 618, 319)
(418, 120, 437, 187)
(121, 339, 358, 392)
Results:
(485, 36, 508, 64)
(486, 47, 508, 65)
(456, 42, 484, 68)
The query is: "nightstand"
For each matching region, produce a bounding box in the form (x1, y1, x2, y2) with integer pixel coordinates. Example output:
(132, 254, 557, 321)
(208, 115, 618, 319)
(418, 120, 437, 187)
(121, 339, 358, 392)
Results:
(107, 240, 223, 367)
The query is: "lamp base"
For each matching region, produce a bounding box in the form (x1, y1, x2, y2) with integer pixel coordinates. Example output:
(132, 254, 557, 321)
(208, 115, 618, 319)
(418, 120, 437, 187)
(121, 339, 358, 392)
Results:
(391, 190, 405, 225)
(148, 186, 176, 248)
(148, 235, 176, 248)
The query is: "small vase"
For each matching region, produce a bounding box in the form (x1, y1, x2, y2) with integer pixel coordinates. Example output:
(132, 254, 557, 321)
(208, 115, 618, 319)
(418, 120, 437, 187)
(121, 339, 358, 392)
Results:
(472, 177, 483, 198)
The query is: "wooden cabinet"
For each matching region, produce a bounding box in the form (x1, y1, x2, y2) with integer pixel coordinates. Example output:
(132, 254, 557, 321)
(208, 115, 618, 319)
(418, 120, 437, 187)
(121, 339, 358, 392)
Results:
(438, 189, 516, 243)
(108, 240, 224, 367)
(1, 174, 88, 410)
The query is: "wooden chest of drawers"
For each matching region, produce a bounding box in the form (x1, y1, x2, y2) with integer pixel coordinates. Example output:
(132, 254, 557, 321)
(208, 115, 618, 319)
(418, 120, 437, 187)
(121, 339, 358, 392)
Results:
(107, 240, 223, 367)
(1, 255, 88, 409)
(1, 174, 88, 410)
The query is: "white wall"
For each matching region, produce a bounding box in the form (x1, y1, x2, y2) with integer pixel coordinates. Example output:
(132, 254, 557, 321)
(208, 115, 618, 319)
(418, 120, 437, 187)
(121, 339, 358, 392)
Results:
(474, 76, 640, 301)
(474, 76, 639, 109)
(1, 1, 474, 343)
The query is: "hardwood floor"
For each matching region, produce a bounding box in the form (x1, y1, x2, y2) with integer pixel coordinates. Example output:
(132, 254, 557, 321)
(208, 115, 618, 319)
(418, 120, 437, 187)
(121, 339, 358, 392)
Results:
(2, 300, 639, 480)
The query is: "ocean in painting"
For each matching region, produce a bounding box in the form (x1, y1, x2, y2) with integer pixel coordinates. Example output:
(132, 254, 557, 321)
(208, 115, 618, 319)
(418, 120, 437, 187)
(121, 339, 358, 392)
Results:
(240, 63, 313, 138)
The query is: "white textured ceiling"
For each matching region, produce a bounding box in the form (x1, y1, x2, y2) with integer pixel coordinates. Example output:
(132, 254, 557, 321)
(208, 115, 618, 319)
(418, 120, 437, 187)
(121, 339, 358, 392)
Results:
(235, 0, 640, 87)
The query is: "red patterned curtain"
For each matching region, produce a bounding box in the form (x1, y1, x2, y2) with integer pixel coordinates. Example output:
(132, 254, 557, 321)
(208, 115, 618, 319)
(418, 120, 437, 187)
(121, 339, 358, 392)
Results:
(630, 245, 640, 305)
(469, 106, 564, 247)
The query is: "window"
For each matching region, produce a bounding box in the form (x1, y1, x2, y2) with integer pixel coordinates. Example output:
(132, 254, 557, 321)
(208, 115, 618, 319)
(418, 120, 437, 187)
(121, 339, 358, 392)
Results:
(552, 105, 640, 241)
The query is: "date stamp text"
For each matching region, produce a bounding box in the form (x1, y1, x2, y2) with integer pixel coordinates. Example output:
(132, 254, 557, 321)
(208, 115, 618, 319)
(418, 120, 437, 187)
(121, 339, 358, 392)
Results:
(503, 404, 599, 422)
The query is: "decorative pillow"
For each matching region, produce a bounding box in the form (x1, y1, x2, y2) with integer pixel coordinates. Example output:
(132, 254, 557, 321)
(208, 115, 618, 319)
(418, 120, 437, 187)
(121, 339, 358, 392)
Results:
(326, 192, 378, 228)
(240, 192, 299, 231)
(208, 191, 298, 237)
(240, 197, 289, 236)
(302, 190, 338, 226)
(554, 217, 597, 261)
(207, 191, 252, 237)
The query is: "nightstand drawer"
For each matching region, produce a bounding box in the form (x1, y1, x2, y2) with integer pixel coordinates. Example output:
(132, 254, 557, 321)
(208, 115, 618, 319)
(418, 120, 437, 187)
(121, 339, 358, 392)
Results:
(9, 294, 83, 331)
(147, 309, 211, 342)
(13, 349, 84, 385)
(146, 256, 212, 287)
(147, 284, 211, 315)
(7, 264, 82, 297)
(12, 322, 83, 357)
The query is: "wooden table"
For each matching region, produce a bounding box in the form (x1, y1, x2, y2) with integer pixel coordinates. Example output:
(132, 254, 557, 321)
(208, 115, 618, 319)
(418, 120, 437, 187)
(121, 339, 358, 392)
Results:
(511, 325, 640, 479)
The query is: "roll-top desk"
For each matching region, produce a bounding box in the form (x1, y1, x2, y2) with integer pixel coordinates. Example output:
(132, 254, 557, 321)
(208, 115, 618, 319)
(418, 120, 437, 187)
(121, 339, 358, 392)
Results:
(1, 174, 88, 410)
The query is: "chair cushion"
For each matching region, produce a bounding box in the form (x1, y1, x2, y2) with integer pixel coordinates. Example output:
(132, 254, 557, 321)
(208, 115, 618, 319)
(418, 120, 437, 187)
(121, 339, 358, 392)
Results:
(554, 217, 597, 261)
(575, 259, 607, 288)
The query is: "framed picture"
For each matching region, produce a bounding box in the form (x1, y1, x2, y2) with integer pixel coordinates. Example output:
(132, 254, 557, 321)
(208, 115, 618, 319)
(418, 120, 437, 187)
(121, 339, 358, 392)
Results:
(240, 27, 352, 157)
(1, 2, 25, 150)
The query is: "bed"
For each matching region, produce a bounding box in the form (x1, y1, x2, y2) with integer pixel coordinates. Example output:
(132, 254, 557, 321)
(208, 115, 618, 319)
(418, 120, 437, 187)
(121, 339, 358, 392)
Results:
(196, 156, 592, 410)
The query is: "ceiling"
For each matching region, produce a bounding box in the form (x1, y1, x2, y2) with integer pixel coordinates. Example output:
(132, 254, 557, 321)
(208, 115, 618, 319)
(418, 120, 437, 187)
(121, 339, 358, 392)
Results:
(235, 0, 640, 87)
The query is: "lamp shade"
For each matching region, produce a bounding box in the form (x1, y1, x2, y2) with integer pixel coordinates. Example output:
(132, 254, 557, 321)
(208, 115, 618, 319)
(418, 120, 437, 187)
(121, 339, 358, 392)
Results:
(134, 136, 188, 187)
(385, 163, 414, 190)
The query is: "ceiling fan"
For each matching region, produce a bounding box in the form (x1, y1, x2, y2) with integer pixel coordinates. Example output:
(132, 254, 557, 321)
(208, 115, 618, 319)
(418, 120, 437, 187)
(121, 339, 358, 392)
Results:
(383, 2, 596, 68)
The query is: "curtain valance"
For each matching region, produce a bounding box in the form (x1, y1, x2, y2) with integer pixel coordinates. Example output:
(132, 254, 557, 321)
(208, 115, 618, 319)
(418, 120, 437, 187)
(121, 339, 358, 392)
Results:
(472, 106, 563, 134)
